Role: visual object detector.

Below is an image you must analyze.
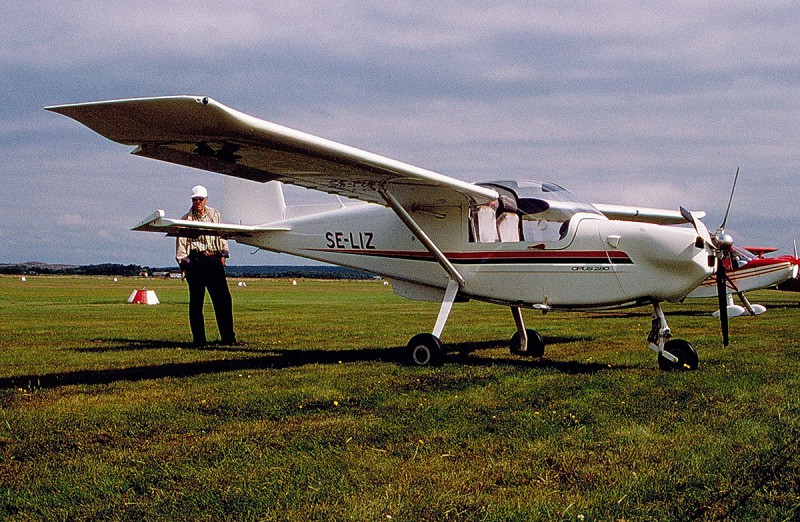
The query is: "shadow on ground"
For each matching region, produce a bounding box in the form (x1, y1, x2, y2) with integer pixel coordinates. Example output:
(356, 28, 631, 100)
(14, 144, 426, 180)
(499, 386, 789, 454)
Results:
(0, 335, 624, 390)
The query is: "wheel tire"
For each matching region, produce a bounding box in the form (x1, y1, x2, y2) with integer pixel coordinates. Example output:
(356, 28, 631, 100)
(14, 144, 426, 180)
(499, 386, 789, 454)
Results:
(509, 329, 545, 358)
(657, 339, 698, 371)
(406, 333, 445, 367)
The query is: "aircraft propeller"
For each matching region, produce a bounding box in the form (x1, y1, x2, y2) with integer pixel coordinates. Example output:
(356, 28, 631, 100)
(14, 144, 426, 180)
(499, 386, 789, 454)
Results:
(681, 167, 740, 347)
(711, 167, 740, 347)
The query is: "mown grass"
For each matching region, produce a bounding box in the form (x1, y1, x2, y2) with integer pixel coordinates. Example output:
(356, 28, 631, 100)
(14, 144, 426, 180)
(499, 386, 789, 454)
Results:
(0, 275, 799, 520)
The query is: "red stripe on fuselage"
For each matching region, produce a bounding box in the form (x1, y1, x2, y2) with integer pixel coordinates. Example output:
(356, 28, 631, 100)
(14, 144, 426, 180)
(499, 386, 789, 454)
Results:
(305, 248, 632, 264)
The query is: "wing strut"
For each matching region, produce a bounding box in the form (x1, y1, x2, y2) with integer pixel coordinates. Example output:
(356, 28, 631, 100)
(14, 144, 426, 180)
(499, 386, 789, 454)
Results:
(379, 188, 465, 286)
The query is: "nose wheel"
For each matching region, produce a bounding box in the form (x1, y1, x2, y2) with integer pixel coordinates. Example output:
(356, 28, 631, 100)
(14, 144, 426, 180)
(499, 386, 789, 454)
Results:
(657, 339, 699, 371)
(649, 303, 699, 371)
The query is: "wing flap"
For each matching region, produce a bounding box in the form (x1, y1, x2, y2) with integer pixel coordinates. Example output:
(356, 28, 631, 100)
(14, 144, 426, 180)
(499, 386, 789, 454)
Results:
(47, 96, 498, 208)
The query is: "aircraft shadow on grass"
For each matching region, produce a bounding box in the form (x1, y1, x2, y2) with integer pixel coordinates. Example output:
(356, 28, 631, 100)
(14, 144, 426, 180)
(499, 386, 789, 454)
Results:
(0, 336, 621, 390)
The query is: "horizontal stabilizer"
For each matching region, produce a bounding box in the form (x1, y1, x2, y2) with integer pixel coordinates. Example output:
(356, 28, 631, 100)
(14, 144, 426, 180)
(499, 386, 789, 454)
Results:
(132, 210, 290, 238)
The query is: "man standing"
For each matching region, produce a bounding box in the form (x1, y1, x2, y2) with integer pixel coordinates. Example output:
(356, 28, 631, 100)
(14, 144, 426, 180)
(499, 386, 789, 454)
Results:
(176, 185, 239, 346)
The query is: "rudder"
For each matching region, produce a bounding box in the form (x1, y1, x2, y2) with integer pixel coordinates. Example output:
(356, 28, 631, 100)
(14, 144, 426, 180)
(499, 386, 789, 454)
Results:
(223, 178, 286, 225)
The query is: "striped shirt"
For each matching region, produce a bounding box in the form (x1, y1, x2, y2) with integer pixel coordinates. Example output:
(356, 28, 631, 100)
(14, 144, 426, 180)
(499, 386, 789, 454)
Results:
(175, 205, 229, 262)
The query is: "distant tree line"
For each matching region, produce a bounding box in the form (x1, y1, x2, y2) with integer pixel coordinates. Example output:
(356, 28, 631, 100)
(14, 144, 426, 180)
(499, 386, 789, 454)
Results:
(225, 265, 376, 279)
(0, 263, 145, 276)
(0, 262, 375, 280)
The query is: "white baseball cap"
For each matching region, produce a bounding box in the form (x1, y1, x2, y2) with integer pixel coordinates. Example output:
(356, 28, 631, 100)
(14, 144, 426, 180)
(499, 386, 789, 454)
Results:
(191, 185, 208, 199)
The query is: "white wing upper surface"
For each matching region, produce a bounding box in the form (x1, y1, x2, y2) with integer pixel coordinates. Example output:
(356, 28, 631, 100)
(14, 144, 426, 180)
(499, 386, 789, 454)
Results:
(46, 96, 498, 209)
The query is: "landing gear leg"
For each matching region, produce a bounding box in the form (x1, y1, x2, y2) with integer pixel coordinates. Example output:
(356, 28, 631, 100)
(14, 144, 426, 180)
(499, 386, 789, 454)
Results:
(648, 302, 698, 371)
(509, 306, 545, 357)
(405, 279, 459, 367)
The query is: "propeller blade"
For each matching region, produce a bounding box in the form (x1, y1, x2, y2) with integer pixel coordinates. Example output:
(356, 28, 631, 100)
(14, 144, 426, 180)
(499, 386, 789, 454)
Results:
(681, 206, 713, 246)
(716, 261, 730, 347)
(720, 166, 740, 231)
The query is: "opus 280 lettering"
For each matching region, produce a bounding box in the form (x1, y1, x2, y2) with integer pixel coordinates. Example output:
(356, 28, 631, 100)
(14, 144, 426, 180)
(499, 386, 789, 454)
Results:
(325, 231, 376, 250)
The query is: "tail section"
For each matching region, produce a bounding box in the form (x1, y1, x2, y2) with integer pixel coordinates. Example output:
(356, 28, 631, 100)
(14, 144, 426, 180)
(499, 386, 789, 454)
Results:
(223, 178, 286, 225)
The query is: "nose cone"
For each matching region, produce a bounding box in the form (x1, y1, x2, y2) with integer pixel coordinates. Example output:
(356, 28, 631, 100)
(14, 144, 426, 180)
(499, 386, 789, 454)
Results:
(600, 221, 714, 302)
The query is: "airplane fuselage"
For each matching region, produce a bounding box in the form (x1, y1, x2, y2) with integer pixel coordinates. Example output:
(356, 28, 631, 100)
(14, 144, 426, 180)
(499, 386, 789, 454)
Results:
(236, 202, 713, 309)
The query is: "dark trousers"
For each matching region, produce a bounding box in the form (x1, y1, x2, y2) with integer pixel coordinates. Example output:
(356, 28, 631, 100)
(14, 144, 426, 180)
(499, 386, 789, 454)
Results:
(185, 254, 235, 344)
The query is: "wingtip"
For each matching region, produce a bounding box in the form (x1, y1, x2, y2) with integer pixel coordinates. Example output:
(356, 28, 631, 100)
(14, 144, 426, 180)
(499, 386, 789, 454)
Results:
(45, 95, 213, 112)
(131, 209, 166, 230)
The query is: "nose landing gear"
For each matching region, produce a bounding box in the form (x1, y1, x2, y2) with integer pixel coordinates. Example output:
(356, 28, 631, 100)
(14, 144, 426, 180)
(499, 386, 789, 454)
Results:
(649, 302, 698, 371)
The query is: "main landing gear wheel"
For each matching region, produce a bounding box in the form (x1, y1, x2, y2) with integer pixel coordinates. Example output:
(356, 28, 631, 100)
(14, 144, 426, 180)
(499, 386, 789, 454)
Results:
(406, 333, 445, 367)
(509, 329, 545, 358)
(658, 339, 699, 371)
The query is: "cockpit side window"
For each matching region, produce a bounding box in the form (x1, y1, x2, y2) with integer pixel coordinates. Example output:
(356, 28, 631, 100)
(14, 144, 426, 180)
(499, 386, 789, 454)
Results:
(471, 180, 603, 244)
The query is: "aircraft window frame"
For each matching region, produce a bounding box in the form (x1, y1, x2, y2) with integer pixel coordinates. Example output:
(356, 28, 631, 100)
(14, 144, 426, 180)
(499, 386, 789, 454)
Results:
(728, 245, 755, 269)
(470, 180, 602, 244)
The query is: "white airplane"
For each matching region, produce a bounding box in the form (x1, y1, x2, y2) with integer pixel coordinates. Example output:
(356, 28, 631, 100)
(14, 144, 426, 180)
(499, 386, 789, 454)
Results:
(48, 96, 733, 371)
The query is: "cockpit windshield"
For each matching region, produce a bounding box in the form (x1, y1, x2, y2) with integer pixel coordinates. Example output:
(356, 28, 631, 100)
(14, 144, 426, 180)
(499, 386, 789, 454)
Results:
(479, 180, 603, 218)
(470, 180, 604, 243)
(728, 245, 756, 270)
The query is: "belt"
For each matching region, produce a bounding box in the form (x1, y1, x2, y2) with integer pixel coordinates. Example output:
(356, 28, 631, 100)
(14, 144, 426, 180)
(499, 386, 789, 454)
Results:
(190, 251, 221, 258)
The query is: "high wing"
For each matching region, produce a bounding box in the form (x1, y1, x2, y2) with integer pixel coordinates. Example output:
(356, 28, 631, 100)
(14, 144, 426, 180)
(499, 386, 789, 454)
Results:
(741, 246, 779, 258)
(46, 96, 498, 209)
(131, 210, 290, 238)
(593, 203, 706, 225)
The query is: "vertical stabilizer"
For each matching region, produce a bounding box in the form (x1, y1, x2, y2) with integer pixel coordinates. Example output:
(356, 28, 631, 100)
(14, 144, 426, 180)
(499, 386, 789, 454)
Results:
(223, 178, 286, 225)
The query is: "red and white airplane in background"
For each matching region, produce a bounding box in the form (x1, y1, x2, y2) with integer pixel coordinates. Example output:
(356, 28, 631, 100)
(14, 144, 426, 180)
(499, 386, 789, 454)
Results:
(778, 244, 800, 293)
(751, 241, 800, 293)
(686, 243, 798, 317)
(49, 96, 745, 371)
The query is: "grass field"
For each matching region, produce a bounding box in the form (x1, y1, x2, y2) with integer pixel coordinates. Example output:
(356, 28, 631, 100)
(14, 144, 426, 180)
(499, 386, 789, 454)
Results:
(0, 275, 799, 521)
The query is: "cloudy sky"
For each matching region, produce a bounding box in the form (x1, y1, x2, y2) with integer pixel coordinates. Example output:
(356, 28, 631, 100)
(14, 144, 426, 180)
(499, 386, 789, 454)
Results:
(2, 1, 799, 267)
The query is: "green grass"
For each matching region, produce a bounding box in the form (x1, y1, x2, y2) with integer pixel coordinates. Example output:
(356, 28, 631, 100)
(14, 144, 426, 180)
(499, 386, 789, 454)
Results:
(1, 275, 799, 520)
